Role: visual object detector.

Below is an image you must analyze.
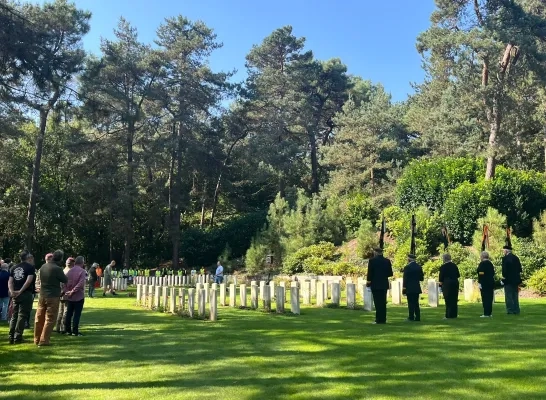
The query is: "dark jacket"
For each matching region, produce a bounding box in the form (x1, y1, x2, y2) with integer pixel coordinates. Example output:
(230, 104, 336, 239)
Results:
(366, 255, 393, 291)
(439, 262, 460, 288)
(502, 253, 522, 285)
(477, 260, 496, 289)
(403, 261, 424, 294)
(0, 269, 10, 298)
(39, 262, 68, 298)
(88, 266, 98, 282)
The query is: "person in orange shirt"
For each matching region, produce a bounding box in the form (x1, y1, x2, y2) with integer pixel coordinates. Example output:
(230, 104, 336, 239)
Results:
(96, 265, 103, 288)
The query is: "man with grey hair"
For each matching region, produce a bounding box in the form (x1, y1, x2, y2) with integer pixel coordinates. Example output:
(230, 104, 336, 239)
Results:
(439, 253, 460, 319)
(477, 251, 495, 318)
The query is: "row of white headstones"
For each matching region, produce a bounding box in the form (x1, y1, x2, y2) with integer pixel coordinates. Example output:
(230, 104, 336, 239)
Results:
(135, 278, 480, 321)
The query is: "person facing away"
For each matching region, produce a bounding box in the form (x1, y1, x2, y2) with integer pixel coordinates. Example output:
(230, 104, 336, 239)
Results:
(215, 261, 224, 284)
(57, 257, 74, 334)
(501, 245, 522, 315)
(88, 263, 99, 298)
(0, 263, 11, 322)
(366, 248, 394, 324)
(64, 256, 87, 336)
(439, 253, 460, 319)
(8, 251, 36, 344)
(403, 254, 424, 322)
(34, 250, 68, 346)
(103, 260, 117, 296)
(477, 251, 496, 318)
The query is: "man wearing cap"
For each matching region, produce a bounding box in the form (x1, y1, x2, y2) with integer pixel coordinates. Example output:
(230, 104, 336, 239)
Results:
(366, 248, 393, 324)
(403, 254, 424, 322)
(501, 245, 522, 315)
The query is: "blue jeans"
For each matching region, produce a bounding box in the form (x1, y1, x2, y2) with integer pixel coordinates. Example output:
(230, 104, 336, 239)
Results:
(0, 297, 9, 320)
(504, 284, 520, 314)
(215, 276, 223, 284)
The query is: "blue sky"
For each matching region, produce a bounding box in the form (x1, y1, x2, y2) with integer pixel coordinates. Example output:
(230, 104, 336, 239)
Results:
(65, 0, 436, 102)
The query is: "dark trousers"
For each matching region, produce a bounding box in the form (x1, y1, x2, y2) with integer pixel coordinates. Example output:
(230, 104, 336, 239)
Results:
(88, 281, 96, 298)
(25, 293, 35, 327)
(372, 290, 388, 323)
(480, 288, 494, 316)
(9, 291, 33, 339)
(64, 299, 84, 334)
(406, 293, 420, 321)
(443, 283, 459, 318)
(504, 284, 520, 314)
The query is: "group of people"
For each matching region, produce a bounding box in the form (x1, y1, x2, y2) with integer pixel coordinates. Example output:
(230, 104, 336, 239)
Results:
(0, 250, 121, 345)
(366, 243, 522, 324)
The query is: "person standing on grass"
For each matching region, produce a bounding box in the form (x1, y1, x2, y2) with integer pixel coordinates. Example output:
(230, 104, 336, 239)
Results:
(56, 257, 74, 333)
(35, 250, 68, 346)
(501, 244, 522, 315)
(103, 260, 117, 296)
(88, 263, 98, 298)
(0, 263, 11, 322)
(366, 248, 393, 324)
(215, 261, 224, 284)
(403, 253, 424, 322)
(477, 251, 495, 318)
(439, 253, 460, 319)
(64, 256, 87, 336)
(8, 251, 36, 344)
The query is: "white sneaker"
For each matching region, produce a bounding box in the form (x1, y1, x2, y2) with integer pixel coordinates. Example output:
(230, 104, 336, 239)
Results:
(480, 315, 492, 318)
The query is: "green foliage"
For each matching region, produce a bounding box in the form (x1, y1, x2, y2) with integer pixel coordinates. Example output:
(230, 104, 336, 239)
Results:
(339, 192, 379, 236)
(512, 237, 546, 282)
(444, 242, 472, 266)
(444, 181, 491, 245)
(396, 158, 482, 212)
(527, 268, 546, 295)
(282, 242, 339, 275)
(356, 220, 377, 259)
(472, 208, 507, 262)
(490, 167, 546, 237)
(390, 237, 428, 272)
(532, 212, 546, 247)
(422, 259, 442, 279)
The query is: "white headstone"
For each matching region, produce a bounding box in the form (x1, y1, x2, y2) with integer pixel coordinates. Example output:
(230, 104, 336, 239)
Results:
(263, 285, 272, 312)
(347, 283, 356, 309)
(188, 288, 195, 317)
(179, 287, 186, 311)
(203, 283, 210, 303)
(219, 283, 226, 306)
(259, 281, 266, 300)
(464, 279, 475, 302)
(198, 289, 206, 317)
(428, 279, 439, 308)
(148, 285, 154, 309)
(251, 285, 258, 309)
(391, 280, 402, 305)
(229, 283, 236, 307)
(270, 281, 276, 300)
(210, 288, 217, 321)
(291, 286, 300, 315)
(169, 287, 176, 314)
(363, 285, 374, 311)
(162, 287, 168, 312)
(310, 279, 317, 297)
(154, 286, 161, 310)
(303, 280, 311, 305)
(316, 282, 325, 307)
(240, 284, 247, 307)
(141, 284, 148, 307)
(136, 284, 142, 305)
(331, 282, 341, 306)
(276, 286, 285, 313)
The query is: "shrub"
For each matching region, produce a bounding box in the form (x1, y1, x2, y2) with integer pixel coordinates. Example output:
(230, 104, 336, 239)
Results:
(326, 261, 362, 276)
(490, 166, 546, 237)
(472, 208, 507, 264)
(396, 157, 483, 212)
(244, 238, 270, 274)
(391, 237, 428, 272)
(512, 237, 546, 281)
(444, 181, 491, 245)
(339, 192, 379, 236)
(444, 242, 472, 265)
(527, 268, 546, 295)
(356, 219, 378, 259)
(532, 212, 546, 246)
(282, 242, 339, 275)
(422, 258, 442, 279)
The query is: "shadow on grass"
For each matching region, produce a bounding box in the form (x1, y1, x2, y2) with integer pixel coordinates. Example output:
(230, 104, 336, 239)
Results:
(1, 295, 546, 400)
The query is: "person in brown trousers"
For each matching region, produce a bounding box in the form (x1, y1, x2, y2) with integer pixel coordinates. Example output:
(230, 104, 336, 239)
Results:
(34, 250, 67, 346)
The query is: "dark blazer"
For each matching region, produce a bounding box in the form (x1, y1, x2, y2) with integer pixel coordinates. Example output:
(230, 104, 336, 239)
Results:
(477, 260, 496, 288)
(403, 261, 424, 294)
(502, 253, 522, 285)
(439, 262, 460, 288)
(366, 255, 393, 291)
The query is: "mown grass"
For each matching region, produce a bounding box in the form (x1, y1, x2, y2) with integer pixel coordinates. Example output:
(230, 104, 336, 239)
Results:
(1, 292, 545, 400)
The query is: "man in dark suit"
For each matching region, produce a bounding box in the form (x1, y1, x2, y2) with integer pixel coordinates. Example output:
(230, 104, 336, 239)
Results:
(501, 245, 522, 315)
(366, 248, 393, 324)
(403, 254, 424, 322)
(439, 253, 460, 319)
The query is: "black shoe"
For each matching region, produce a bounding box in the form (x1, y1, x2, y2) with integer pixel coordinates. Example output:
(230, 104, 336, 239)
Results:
(74, 333, 83, 337)
(103, 293, 106, 297)
(66, 332, 73, 336)
(112, 292, 118, 296)
(8, 337, 14, 344)
(14, 338, 24, 344)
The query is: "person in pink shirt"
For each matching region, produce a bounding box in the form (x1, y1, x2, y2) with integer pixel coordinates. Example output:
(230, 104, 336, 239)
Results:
(63, 256, 87, 336)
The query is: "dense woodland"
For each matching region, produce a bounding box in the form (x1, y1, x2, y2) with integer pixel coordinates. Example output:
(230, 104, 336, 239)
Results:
(4, 0, 546, 289)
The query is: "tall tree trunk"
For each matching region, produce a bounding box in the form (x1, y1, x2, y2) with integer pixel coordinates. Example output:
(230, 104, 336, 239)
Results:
(485, 96, 500, 180)
(124, 121, 135, 268)
(370, 167, 375, 194)
(309, 129, 319, 194)
(171, 123, 183, 270)
(544, 124, 546, 174)
(200, 180, 207, 228)
(26, 108, 50, 250)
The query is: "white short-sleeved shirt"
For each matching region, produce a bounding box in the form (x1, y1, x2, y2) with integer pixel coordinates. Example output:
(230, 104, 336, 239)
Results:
(215, 265, 224, 276)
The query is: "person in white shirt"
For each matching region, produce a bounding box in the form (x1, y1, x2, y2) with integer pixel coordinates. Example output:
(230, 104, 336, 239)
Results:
(215, 261, 224, 284)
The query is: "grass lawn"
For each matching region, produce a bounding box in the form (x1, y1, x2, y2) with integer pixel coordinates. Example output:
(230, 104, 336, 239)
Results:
(1, 292, 546, 400)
